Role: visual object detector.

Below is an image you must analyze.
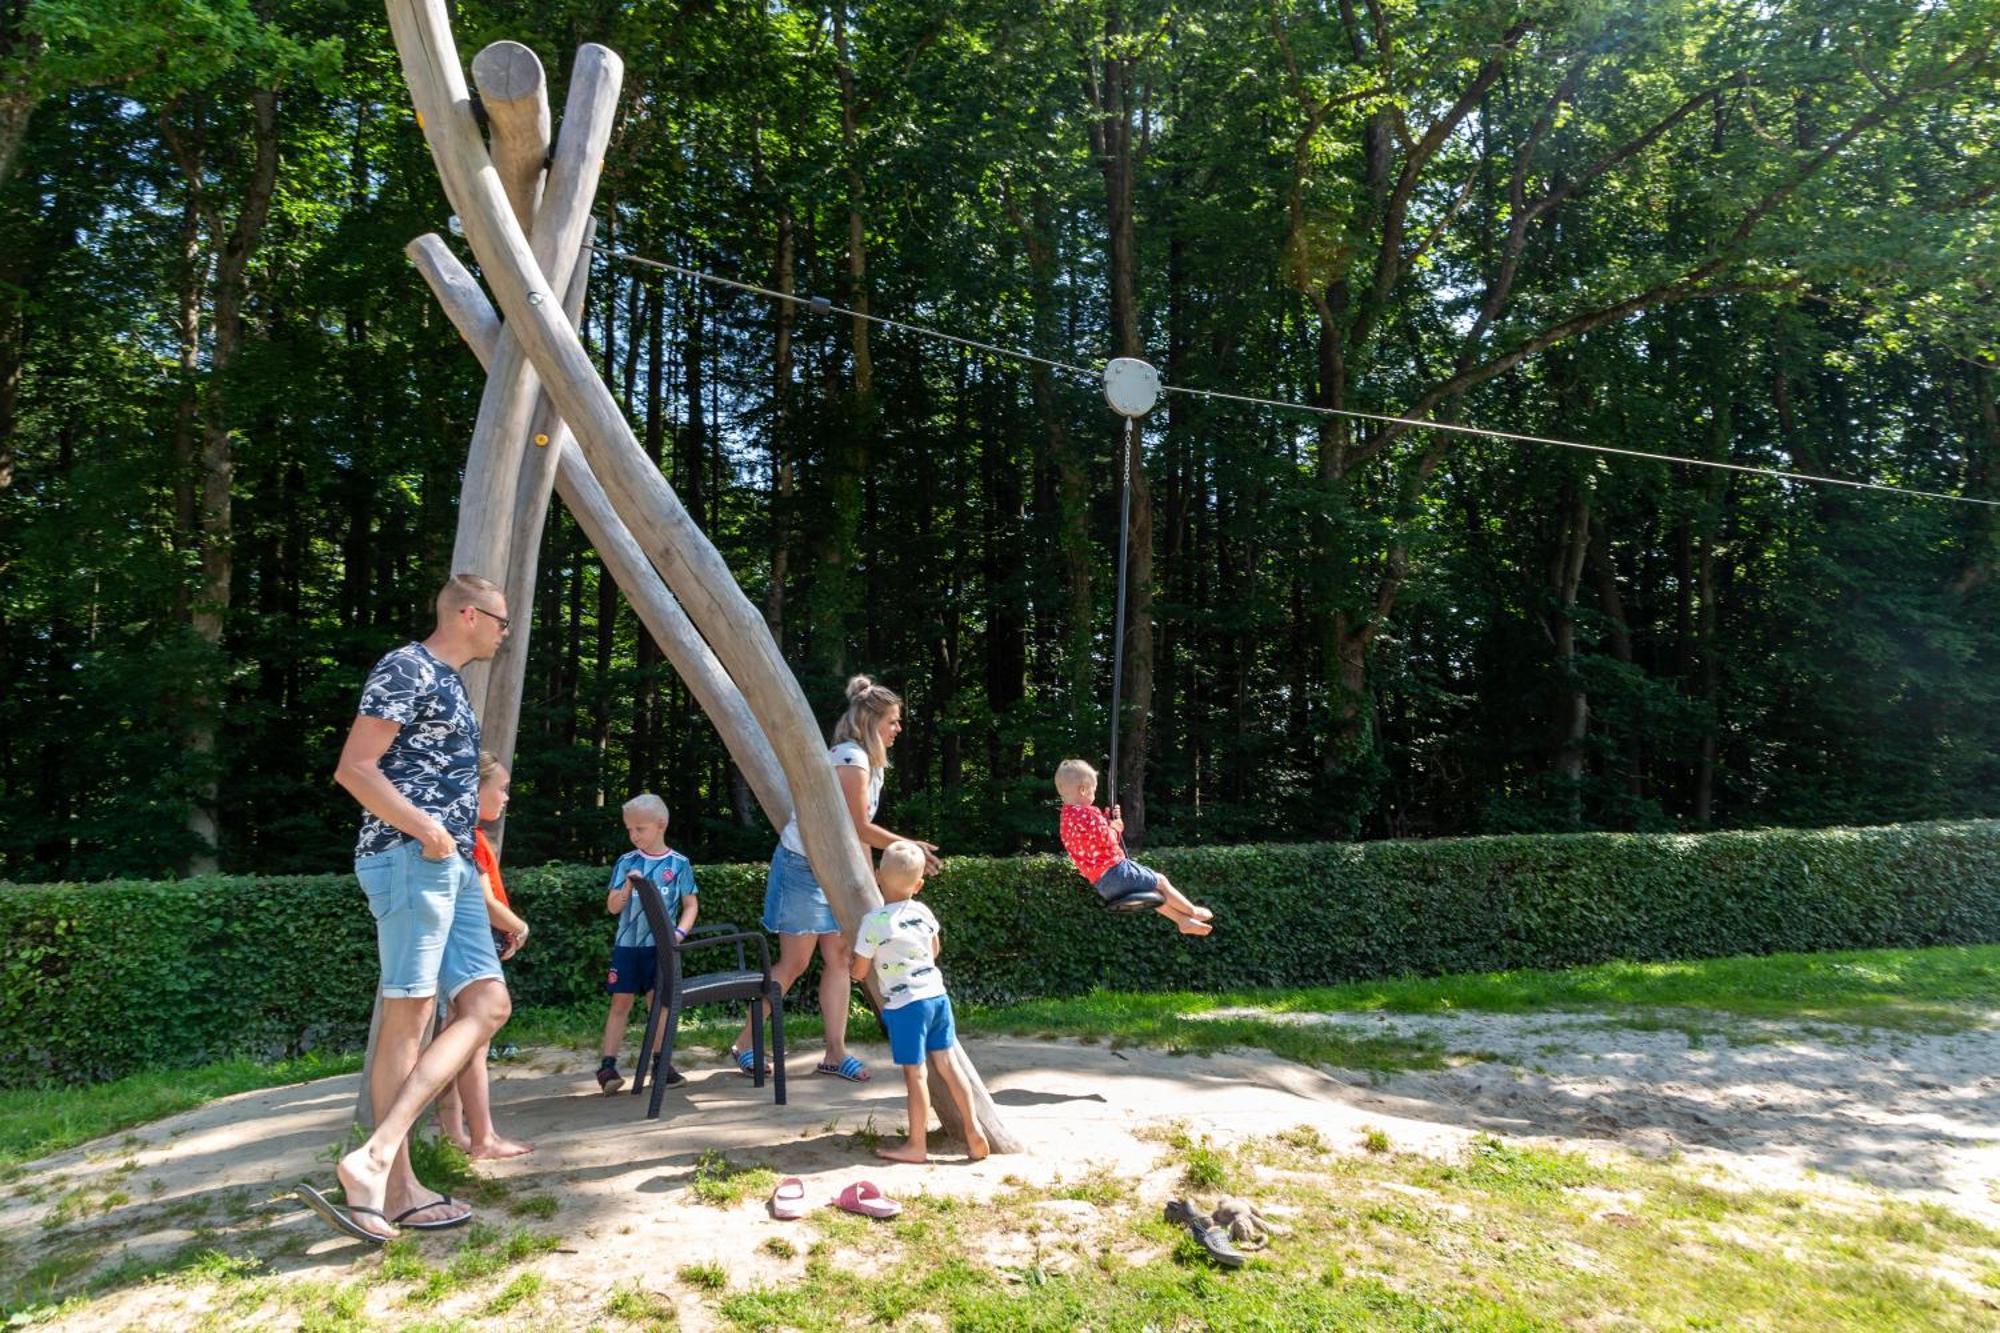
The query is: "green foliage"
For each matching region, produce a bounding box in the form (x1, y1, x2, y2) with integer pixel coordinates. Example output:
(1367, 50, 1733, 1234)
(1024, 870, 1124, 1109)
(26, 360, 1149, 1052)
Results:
(7, 0, 2000, 890)
(3, 819, 1997, 1089)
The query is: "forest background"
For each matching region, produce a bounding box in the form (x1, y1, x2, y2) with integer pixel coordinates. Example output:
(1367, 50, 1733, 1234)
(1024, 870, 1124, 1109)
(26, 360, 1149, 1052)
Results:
(4, 0, 1999, 882)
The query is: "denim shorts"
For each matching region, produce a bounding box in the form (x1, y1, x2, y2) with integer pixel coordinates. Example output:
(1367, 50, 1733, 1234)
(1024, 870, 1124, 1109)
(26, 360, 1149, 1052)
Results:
(881, 994, 956, 1066)
(762, 846, 840, 936)
(354, 839, 502, 1002)
(1095, 857, 1160, 903)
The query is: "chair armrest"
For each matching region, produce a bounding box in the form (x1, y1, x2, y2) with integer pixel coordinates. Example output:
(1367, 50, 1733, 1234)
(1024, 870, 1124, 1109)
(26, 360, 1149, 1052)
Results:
(674, 929, 771, 976)
(681, 922, 747, 969)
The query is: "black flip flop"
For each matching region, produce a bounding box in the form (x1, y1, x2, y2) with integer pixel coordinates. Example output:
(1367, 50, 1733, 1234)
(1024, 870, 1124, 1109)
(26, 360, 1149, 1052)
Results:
(392, 1194, 474, 1231)
(296, 1182, 397, 1246)
(1165, 1198, 1246, 1268)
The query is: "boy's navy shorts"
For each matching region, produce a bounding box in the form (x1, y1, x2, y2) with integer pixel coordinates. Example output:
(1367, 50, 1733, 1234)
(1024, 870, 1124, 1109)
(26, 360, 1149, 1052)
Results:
(605, 944, 658, 997)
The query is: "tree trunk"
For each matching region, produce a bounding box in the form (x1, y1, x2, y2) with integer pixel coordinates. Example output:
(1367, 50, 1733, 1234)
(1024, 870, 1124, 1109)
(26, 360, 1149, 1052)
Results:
(1548, 484, 1591, 826)
(1006, 182, 1093, 733)
(766, 206, 796, 645)
(181, 86, 280, 873)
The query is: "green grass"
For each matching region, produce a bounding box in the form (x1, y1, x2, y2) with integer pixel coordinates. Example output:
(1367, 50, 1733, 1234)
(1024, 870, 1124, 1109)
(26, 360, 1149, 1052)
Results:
(390, 1224, 562, 1307)
(688, 1149, 779, 1206)
(678, 1261, 728, 1291)
(959, 944, 2000, 1069)
(481, 1270, 543, 1316)
(695, 1131, 2000, 1333)
(0, 1050, 362, 1171)
(603, 1279, 677, 1327)
(3, 945, 1991, 1180)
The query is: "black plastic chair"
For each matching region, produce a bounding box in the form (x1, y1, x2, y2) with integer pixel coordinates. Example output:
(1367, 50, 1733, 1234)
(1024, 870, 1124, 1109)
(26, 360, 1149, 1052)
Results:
(629, 875, 786, 1120)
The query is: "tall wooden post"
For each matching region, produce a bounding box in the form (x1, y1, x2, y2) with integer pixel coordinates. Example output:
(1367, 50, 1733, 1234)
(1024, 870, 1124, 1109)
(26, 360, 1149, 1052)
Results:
(407, 236, 792, 830)
(385, 0, 1018, 1152)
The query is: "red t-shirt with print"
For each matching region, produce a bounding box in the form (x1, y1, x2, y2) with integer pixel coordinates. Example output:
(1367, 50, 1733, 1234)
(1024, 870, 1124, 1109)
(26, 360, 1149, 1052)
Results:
(1059, 803, 1126, 885)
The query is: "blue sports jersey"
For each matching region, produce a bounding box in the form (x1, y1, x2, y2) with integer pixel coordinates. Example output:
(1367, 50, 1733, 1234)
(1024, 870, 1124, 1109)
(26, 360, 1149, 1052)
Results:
(608, 848, 697, 949)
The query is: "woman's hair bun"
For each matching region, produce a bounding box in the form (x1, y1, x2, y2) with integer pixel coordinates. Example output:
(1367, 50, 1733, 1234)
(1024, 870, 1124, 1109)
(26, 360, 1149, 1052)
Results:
(845, 674, 875, 701)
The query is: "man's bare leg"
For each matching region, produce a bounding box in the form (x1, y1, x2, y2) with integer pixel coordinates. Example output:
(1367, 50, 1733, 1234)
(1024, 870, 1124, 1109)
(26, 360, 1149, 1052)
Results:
(339, 979, 510, 1234)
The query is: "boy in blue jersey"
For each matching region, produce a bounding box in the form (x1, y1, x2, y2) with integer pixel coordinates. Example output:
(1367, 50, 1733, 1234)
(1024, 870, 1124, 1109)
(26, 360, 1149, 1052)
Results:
(596, 793, 699, 1093)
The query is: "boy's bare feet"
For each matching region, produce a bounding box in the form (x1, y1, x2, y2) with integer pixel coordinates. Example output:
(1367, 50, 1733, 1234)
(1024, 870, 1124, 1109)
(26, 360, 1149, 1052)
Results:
(467, 1136, 534, 1160)
(965, 1130, 991, 1162)
(875, 1141, 929, 1164)
(1175, 916, 1213, 936)
(1189, 905, 1214, 921)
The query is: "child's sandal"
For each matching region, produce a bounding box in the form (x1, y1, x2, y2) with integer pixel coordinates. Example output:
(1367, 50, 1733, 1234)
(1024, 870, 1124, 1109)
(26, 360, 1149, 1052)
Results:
(730, 1047, 771, 1078)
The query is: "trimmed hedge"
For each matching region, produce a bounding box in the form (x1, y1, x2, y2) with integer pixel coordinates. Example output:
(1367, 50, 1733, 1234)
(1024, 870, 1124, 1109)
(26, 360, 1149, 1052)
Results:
(3, 820, 1997, 1088)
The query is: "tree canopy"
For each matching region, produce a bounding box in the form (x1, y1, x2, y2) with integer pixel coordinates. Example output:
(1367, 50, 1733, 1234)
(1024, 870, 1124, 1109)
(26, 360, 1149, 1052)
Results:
(3, 0, 1998, 880)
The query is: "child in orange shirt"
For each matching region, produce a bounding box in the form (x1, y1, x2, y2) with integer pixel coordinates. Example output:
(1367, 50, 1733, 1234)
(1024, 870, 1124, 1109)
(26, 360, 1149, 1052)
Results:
(434, 751, 534, 1158)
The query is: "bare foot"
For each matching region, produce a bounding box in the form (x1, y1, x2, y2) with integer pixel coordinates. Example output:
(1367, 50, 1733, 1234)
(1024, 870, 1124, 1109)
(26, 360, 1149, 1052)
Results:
(467, 1137, 534, 1160)
(1189, 905, 1214, 921)
(965, 1131, 991, 1162)
(875, 1141, 929, 1164)
(1176, 917, 1213, 936)
(334, 1147, 399, 1242)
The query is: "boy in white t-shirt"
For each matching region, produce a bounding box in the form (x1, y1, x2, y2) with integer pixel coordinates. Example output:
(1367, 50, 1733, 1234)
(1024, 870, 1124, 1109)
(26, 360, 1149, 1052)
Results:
(849, 841, 989, 1164)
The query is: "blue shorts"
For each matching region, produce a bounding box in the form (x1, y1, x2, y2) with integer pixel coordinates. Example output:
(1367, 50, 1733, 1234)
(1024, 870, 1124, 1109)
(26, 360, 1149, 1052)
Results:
(762, 845, 840, 936)
(354, 839, 502, 1002)
(605, 944, 658, 997)
(880, 995, 957, 1066)
(1094, 857, 1160, 902)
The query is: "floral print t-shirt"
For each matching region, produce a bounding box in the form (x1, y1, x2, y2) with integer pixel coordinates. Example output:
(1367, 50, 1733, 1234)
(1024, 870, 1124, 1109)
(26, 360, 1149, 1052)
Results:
(353, 642, 481, 860)
(1058, 802, 1126, 885)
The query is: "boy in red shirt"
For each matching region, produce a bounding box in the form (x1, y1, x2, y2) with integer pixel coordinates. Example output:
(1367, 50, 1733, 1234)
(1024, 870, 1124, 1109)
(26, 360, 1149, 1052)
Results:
(1056, 759, 1212, 934)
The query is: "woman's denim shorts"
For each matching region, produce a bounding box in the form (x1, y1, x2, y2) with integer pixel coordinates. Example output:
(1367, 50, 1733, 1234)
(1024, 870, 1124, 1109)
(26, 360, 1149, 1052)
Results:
(762, 845, 840, 936)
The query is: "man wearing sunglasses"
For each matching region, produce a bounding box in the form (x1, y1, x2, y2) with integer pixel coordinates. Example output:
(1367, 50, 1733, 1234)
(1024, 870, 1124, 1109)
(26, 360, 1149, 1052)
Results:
(314, 574, 515, 1243)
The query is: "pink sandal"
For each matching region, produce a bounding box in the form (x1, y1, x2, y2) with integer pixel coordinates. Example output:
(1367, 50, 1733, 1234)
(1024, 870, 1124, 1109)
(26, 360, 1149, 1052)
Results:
(769, 1177, 808, 1220)
(833, 1180, 901, 1219)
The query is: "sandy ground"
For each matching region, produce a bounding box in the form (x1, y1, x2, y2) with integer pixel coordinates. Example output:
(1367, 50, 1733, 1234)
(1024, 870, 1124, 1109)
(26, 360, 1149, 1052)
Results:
(5, 1009, 1996, 1328)
(1212, 1008, 2000, 1225)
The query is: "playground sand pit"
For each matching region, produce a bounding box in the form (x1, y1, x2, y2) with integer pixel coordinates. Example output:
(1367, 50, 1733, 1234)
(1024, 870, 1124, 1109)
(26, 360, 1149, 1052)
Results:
(5, 1014, 1997, 1328)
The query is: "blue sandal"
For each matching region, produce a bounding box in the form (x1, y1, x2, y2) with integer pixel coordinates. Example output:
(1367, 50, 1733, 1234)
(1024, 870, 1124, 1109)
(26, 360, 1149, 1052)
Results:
(815, 1055, 871, 1082)
(730, 1047, 771, 1077)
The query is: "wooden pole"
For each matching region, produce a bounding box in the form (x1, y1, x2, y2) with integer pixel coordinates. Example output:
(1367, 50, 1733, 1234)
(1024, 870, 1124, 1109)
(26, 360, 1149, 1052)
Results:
(470, 40, 549, 231)
(446, 42, 619, 716)
(407, 236, 792, 830)
(386, 0, 1018, 1152)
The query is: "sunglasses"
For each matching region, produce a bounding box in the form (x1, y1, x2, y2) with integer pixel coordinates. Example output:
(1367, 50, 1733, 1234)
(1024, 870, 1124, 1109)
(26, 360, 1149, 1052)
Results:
(467, 605, 511, 632)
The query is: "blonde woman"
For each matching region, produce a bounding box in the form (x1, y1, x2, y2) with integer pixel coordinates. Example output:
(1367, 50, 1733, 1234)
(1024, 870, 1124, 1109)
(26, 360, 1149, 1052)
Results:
(732, 675, 940, 1083)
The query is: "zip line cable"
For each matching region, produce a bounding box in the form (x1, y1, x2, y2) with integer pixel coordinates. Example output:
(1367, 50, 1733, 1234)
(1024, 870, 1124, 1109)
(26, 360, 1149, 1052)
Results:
(582, 242, 2000, 510)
